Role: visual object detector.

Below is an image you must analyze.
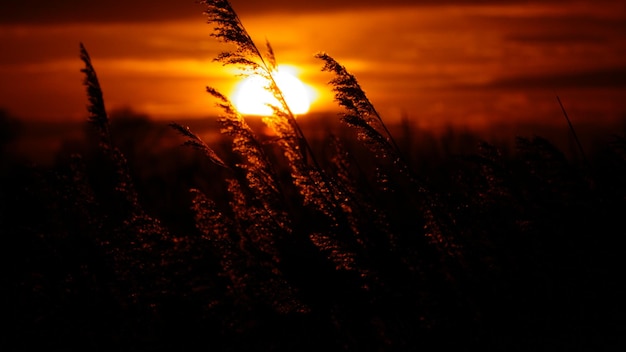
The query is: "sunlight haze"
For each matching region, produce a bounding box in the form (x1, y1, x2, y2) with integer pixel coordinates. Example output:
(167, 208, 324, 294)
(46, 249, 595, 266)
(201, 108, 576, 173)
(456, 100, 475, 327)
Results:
(0, 0, 624, 129)
(232, 65, 316, 116)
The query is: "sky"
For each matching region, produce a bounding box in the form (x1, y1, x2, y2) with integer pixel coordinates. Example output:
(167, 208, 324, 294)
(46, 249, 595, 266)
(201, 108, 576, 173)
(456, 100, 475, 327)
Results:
(1, 0, 625, 131)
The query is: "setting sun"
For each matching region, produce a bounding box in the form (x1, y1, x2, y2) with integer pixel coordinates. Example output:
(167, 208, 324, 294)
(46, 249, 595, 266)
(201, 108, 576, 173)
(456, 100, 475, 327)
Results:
(232, 65, 314, 116)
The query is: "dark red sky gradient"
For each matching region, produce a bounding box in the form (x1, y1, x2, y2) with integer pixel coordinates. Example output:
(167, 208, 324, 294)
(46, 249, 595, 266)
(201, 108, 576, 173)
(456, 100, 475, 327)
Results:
(1, 0, 625, 130)
(0, 0, 581, 24)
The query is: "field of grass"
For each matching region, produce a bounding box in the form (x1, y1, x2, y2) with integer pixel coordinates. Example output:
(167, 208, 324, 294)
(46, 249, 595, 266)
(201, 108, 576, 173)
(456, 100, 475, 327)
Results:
(2, 1, 626, 350)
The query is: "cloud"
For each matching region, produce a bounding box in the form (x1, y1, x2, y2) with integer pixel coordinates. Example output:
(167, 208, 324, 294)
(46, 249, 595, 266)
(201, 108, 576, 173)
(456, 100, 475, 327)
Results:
(506, 33, 608, 44)
(0, 21, 220, 65)
(484, 66, 626, 90)
(484, 13, 626, 33)
(0, 0, 201, 25)
(500, 14, 626, 44)
(0, 0, 571, 25)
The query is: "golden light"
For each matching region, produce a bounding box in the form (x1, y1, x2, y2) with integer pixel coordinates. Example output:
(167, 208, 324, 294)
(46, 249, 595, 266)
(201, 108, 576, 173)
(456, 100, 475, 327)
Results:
(232, 65, 314, 116)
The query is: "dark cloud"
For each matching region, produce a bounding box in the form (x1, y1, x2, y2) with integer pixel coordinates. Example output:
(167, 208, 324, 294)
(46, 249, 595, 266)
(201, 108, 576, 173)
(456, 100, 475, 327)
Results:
(485, 66, 626, 90)
(498, 12, 626, 44)
(506, 33, 608, 44)
(0, 0, 202, 25)
(212, 0, 566, 14)
(480, 13, 626, 33)
(0, 0, 568, 25)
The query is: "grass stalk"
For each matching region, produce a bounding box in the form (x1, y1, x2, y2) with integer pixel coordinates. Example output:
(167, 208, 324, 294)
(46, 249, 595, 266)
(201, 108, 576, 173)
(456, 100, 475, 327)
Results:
(557, 95, 589, 168)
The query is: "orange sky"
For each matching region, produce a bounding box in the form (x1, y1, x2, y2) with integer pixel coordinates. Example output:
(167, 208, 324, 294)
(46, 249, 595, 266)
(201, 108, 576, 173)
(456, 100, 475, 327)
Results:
(1, 0, 625, 130)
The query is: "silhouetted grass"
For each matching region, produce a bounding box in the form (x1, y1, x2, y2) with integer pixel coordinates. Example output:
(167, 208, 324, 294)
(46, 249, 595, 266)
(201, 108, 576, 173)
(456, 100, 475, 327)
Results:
(3, 1, 626, 351)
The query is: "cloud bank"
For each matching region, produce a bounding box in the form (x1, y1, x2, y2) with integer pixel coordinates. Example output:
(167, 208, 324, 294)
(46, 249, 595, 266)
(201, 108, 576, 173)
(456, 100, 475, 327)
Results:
(1, 0, 576, 25)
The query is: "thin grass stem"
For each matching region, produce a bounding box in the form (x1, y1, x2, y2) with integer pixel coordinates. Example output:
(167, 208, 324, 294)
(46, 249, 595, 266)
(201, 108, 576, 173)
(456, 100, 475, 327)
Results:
(557, 94, 589, 168)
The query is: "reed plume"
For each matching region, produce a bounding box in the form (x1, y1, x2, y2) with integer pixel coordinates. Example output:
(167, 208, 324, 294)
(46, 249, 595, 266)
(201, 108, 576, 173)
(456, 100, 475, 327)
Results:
(316, 52, 465, 265)
(80, 43, 139, 211)
(206, 87, 284, 209)
(201, 0, 349, 229)
(191, 183, 307, 314)
(80, 42, 175, 307)
(315, 53, 401, 158)
(169, 121, 229, 169)
(80, 42, 111, 146)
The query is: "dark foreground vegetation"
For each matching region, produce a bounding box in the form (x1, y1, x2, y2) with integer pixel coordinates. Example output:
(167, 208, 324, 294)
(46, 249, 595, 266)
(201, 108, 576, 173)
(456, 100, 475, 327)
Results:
(3, 1, 626, 350)
(4, 104, 626, 352)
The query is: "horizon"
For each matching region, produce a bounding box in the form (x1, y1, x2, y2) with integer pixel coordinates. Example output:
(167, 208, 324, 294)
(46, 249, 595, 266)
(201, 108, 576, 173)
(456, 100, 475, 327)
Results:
(4, 108, 624, 167)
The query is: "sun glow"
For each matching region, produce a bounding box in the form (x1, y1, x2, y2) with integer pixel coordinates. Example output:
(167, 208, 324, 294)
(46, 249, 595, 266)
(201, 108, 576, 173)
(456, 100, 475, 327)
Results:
(232, 65, 314, 116)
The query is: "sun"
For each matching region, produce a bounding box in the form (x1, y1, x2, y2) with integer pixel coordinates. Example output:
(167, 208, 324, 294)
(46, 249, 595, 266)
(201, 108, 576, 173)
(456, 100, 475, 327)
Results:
(232, 65, 313, 116)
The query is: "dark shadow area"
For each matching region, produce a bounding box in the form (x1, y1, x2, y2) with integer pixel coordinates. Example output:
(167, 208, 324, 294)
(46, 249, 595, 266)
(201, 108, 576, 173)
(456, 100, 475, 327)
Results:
(2, 109, 626, 351)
